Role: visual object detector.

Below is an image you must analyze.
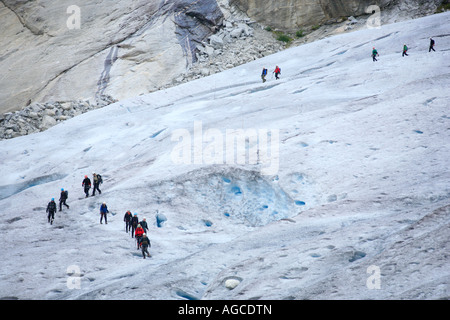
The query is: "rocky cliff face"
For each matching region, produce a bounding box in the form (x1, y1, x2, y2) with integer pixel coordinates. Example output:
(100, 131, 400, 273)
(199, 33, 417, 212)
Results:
(230, 0, 443, 30)
(0, 0, 224, 113)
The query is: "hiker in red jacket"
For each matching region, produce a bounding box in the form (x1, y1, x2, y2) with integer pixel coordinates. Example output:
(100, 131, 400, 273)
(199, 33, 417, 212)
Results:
(135, 224, 145, 249)
(273, 66, 281, 80)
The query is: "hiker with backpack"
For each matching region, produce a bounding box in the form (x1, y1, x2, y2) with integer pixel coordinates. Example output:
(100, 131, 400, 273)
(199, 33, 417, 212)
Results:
(402, 44, 409, 57)
(59, 188, 70, 211)
(273, 66, 281, 80)
(124, 210, 133, 233)
(82, 175, 91, 198)
(92, 172, 102, 196)
(429, 38, 435, 52)
(99, 202, 109, 224)
(46, 198, 57, 224)
(141, 234, 151, 259)
(372, 47, 379, 61)
(135, 224, 145, 249)
(261, 67, 268, 83)
(139, 217, 149, 234)
(130, 213, 139, 238)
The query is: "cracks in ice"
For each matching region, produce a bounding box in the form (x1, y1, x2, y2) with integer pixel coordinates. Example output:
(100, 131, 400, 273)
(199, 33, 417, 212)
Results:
(0, 173, 68, 200)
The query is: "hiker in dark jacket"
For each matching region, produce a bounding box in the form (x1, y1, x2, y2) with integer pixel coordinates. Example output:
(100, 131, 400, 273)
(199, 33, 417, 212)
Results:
(130, 213, 139, 238)
(92, 173, 102, 196)
(82, 175, 91, 198)
(59, 188, 69, 211)
(429, 38, 435, 52)
(141, 234, 151, 259)
(46, 198, 57, 224)
(139, 217, 149, 233)
(124, 210, 133, 233)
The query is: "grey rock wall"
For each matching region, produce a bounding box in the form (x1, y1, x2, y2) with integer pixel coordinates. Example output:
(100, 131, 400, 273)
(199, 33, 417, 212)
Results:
(230, 0, 443, 30)
(0, 0, 223, 113)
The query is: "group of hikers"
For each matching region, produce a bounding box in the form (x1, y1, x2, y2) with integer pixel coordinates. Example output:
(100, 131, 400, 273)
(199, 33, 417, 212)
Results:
(261, 66, 281, 83)
(123, 211, 151, 259)
(43, 35, 440, 259)
(372, 37, 436, 61)
(262, 38, 438, 81)
(45, 172, 102, 224)
(82, 173, 102, 197)
(45, 188, 70, 224)
(45, 173, 152, 259)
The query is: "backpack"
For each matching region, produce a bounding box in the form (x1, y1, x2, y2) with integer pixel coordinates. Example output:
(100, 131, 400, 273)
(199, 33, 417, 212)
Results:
(262, 68, 267, 76)
(65, 190, 68, 199)
(97, 174, 103, 184)
(141, 237, 151, 248)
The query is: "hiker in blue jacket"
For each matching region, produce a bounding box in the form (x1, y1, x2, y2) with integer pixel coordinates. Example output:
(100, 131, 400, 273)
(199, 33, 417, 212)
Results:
(261, 67, 268, 82)
(100, 202, 109, 224)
